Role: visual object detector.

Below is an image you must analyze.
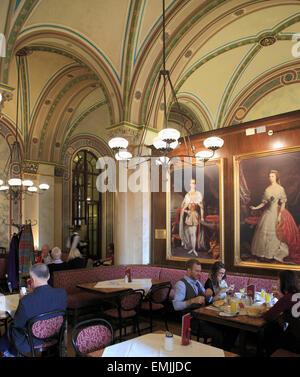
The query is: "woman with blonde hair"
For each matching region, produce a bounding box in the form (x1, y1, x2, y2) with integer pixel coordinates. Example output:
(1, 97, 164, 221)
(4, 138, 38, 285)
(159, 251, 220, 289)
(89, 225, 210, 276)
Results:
(66, 248, 85, 269)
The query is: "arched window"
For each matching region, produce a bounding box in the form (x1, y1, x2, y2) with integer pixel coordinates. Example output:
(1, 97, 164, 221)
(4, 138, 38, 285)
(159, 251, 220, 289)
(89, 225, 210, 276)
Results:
(72, 150, 101, 257)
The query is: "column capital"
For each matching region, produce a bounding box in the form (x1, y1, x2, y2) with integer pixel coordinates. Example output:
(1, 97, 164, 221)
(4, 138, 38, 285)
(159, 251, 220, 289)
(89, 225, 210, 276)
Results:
(106, 121, 158, 148)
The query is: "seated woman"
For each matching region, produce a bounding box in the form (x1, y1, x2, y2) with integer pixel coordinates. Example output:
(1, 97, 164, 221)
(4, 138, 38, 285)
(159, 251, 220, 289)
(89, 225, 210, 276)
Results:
(66, 248, 86, 269)
(93, 243, 114, 267)
(262, 270, 300, 356)
(204, 262, 233, 302)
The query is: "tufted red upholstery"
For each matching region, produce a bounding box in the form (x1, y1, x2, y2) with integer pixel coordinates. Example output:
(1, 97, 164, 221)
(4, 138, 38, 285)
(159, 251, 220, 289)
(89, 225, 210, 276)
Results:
(129, 265, 161, 279)
(53, 265, 127, 293)
(76, 325, 112, 354)
(159, 268, 186, 290)
(32, 316, 63, 339)
(226, 276, 250, 292)
(53, 263, 280, 324)
(72, 318, 114, 356)
(247, 277, 278, 293)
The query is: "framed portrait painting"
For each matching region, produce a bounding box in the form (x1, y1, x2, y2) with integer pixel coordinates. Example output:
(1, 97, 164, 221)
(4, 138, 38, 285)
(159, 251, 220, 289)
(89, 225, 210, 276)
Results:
(234, 146, 300, 271)
(166, 158, 224, 263)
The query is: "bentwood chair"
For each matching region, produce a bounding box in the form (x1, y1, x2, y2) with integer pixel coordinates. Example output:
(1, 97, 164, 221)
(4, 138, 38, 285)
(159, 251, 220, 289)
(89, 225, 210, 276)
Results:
(71, 318, 114, 356)
(103, 289, 145, 341)
(10, 309, 67, 357)
(140, 282, 172, 333)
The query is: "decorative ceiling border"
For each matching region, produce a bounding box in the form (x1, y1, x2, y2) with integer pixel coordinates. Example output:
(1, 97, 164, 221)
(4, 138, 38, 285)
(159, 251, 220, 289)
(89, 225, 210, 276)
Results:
(38, 73, 99, 158)
(61, 99, 108, 159)
(2, 0, 37, 83)
(215, 44, 262, 128)
(140, 0, 228, 126)
(224, 63, 300, 126)
(170, 94, 213, 133)
(62, 134, 112, 181)
(122, 0, 143, 121)
(15, 28, 121, 122)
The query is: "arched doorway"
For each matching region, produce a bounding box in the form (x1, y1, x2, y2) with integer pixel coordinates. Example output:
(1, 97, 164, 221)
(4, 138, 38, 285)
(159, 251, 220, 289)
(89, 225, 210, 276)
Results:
(72, 150, 101, 257)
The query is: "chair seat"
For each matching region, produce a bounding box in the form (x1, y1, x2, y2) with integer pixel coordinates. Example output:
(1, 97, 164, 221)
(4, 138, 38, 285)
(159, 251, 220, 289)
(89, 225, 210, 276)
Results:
(34, 339, 58, 350)
(104, 308, 137, 319)
(141, 302, 164, 311)
(71, 318, 114, 356)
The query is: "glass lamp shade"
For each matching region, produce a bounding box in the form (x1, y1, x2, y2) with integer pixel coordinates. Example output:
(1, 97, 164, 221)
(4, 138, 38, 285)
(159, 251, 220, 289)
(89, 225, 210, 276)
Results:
(158, 128, 180, 143)
(39, 183, 50, 190)
(22, 180, 34, 187)
(203, 136, 224, 150)
(115, 150, 132, 161)
(28, 186, 38, 192)
(108, 137, 128, 150)
(0, 93, 2, 103)
(0, 185, 9, 191)
(8, 178, 22, 186)
(195, 150, 214, 161)
(0, 179, 3, 185)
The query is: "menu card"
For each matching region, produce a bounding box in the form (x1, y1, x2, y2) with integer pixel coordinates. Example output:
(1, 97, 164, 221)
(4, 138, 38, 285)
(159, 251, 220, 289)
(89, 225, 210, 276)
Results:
(247, 284, 256, 300)
(125, 268, 132, 282)
(181, 313, 191, 345)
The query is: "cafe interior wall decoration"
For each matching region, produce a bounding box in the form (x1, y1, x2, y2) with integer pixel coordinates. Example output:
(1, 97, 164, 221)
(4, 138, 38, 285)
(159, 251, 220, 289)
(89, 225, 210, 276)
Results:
(152, 110, 300, 279)
(234, 146, 300, 271)
(166, 158, 224, 264)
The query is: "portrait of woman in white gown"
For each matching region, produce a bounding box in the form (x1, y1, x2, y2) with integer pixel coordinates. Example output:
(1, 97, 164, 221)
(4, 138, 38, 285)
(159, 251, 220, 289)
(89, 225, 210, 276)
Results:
(250, 170, 300, 263)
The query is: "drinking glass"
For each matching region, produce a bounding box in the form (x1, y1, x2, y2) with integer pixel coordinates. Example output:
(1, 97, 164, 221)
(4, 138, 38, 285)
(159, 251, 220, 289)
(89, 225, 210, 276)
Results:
(230, 301, 237, 313)
(261, 289, 265, 298)
(265, 293, 270, 303)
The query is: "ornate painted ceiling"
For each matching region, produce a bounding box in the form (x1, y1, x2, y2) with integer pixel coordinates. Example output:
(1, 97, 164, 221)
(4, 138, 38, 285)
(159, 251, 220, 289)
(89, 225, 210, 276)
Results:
(0, 0, 300, 164)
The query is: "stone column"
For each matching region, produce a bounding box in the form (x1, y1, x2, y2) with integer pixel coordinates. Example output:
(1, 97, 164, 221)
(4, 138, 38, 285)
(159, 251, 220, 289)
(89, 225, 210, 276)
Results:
(37, 164, 55, 249)
(107, 124, 156, 265)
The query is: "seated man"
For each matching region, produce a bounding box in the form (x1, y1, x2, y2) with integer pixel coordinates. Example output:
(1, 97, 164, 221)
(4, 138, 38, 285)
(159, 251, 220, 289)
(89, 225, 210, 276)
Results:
(41, 244, 52, 265)
(0, 263, 66, 356)
(48, 247, 68, 286)
(172, 258, 223, 348)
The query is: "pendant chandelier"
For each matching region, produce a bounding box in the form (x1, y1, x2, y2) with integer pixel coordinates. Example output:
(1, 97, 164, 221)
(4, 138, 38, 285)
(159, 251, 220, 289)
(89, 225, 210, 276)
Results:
(108, 0, 223, 164)
(0, 49, 50, 201)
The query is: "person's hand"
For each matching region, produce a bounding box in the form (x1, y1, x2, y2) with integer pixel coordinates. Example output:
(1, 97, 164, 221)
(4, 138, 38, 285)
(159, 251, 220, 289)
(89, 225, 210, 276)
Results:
(190, 296, 205, 305)
(250, 205, 256, 210)
(220, 287, 230, 293)
(205, 288, 213, 298)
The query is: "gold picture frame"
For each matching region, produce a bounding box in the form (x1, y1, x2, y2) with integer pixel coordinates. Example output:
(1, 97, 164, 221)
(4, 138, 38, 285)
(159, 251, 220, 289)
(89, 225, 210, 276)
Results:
(234, 146, 300, 271)
(166, 158, 224, 263)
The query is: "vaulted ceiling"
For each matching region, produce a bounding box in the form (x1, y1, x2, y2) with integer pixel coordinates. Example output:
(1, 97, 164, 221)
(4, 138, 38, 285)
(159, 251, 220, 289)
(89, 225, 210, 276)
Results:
(0, 0, 300, 164)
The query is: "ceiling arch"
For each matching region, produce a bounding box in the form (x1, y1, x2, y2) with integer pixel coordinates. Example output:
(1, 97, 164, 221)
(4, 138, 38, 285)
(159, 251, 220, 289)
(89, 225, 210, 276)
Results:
(1, 0, 300, 164)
